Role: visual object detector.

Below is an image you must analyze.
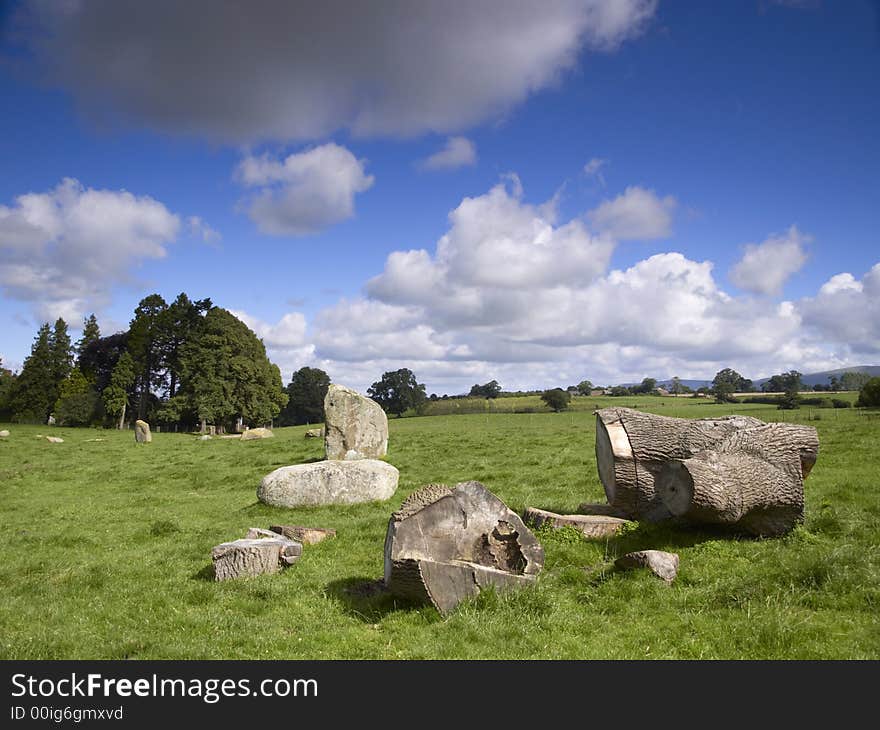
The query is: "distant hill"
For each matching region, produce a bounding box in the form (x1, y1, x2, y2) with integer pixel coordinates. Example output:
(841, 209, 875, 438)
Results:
(753, 365, 880, 388)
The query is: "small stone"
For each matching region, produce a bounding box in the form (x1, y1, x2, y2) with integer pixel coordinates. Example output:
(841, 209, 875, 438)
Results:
(198, 435, 212, 441)
(135, 420, 152, 443)
(269, 525, 337, 545)
(304, 428, 324, 439)
(0, 430, 10, 437)
(615, 550, 679, 583)
(523, 507, 632, 539)
(241, 427, 274, 440)
(45, 436, 64, 443)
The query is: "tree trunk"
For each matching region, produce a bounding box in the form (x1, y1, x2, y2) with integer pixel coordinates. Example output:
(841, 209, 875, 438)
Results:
(117, 402, 126, 431)
(656, 422, 818, 536)
(594, 408, 766, 519)
(200, 418, 206, 435)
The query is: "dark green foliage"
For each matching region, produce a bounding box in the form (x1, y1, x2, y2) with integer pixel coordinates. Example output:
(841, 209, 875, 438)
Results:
(103, 351, 136, 428)
(540, 388, 571, 412)
(128, 293, 168, 419)
(632, 377, 657, 395)
(0, 358, 15, 420)
(712, 368, 751, 402)
(54, 368, 98, 426)
(280, 367, 331, 425)
(50, 319, 73, 391)
(75, 314, 101, 376)
(609, 385, 631, 397)
(832, 398, 852, 409)
(77, 332, 129, 394)
(174, 307, 287, 429)
(840, 371, 872, 392)
(856, 377, 880, 408)
(156, 293, 212, 399)
(368, 368, 427, 416)
(469, 380, 502, 399)
(576, 380, 594, 395)
(8, 324, 55, 423)
(763, 370, 804, 394)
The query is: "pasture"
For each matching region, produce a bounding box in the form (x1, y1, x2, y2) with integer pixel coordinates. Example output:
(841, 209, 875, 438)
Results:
(0, 395, 877, 659)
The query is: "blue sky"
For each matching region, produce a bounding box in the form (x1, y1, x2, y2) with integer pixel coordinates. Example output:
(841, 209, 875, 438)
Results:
(0, 0, 878, 393)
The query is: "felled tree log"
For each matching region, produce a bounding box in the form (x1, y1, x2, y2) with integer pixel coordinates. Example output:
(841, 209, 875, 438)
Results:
(656, 423, 818, 536)
(212, 536, 303, 581)
(594, 408, 817, 519)
(384, 482, 544, 614)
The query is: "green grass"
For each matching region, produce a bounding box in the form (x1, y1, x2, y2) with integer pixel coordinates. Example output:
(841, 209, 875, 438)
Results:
(1, 398, 877, 659)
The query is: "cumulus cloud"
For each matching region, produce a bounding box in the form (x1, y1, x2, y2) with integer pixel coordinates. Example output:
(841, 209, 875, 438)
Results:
(235, 144, 374, 236)
(0, 177, 179, 322)
(729, 225, 810, 296)
(587, 185, 676, 240)
(20, 0, 658, 142)
(419, 137, 477, 171)
(229, 309, 315, 379)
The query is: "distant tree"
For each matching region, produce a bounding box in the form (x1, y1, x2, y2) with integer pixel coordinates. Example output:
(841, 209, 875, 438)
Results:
(856, 377, 880, 408)
(75, 314, 101, 372)
(102, 351, 136, 429)
(576, 380, 594, 396)
(174, 307, 287, 431)
(368, 368, 427, 417)
(633, 377, 657, 395)
(774, 370, 804, 409)
(712, 368, 749, 403)
(609, 385, 631, 397)
(49, 318, 73, 405)
(541, 388, 571, 412)
(128, 294, 168, 419)
(469, 380, 502, 399)
(828, 375, 841, 392)
(9, 324, 56, 422)
(280, 367, 331, 425)
(54, 368, 98, 426)
(840, 371, 872, 391)
(670, 376, 683, 395)
(0, 358, 16, 420)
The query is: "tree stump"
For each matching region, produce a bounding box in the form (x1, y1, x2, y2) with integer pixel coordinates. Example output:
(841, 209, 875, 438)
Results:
(384, 482, 544, 614)
(212, 536, 302, 581)
(594, 407, 818, 520)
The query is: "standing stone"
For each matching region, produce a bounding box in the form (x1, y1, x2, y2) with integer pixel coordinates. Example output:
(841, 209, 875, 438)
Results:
(259, 459, 399, 507)
(212, 537, 303, 581)
(384, 481, 544, 614)
(324, 384, 388, 460)
(134, 420, 152, 443)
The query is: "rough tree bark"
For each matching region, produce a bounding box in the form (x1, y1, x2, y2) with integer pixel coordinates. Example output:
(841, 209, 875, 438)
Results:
(656, 422, 819, 536)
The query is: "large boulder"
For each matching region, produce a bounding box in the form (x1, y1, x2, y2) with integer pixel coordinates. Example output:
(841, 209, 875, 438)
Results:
(324, 384, 388, 460)
(241, 427, 274, 440)
(384, 481, 544, 614)
(134, 420, 152, 443)
(258, 459, 399, 507)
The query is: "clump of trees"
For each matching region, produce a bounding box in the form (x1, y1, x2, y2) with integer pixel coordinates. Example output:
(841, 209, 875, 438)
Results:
(469, 380, 501, 399)
(540, 388, 571, 412)
(3, 294, 287, 431)
(856, 377, 880, 408)
(279, 367, 331, 425)
(368, 368, 427, 417)
(711, 368, 753, 403)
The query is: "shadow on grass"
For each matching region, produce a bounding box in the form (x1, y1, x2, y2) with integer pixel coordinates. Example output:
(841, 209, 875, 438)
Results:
(325, 576, 435, 623)
(191, 564, 216, 582)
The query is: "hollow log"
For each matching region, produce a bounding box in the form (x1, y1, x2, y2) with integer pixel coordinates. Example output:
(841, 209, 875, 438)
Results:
(594, 408, 817, 520)
(656, 423, 818, 536)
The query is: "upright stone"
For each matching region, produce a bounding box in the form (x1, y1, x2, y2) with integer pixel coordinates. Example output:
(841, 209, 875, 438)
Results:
(324, 384, 388, 460)
(135, 420, 152, 443)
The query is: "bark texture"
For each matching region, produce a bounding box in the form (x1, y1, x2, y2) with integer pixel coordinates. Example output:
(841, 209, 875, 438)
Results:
(211, 536, 303, 581)
(522, 507, 632, 539)
(384, 481, 544, 614)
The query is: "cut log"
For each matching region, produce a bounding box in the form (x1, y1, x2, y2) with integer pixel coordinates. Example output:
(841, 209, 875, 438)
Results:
(211, 537, 302, 581)
(594, 408, 816, 520)
(577, 502, 630, 518)
(522, 507, 632, 539)
(656, 423, 817, 536)
(384, 482, 544, 614)
(269, 525, 337, 545)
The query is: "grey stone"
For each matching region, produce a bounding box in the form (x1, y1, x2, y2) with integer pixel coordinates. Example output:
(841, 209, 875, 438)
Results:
(324, 384, 388, 460)
(198, 435, 212, 441)
(523, 507, 632, 539)
(304, 427, 324, 439)
(134, 420, 152, 443)
(212, 536, 303, 581)
(45, 436, 64, 443)
(241, 427, 274, 440)
(384, 481, 544, 614)
(258, 459, 399, 507)
(615, 550, 679, 583)
(0, 430, 9, 437)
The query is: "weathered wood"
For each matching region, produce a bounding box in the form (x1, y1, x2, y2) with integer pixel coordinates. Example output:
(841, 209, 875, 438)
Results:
(384, 482, 544, 614)
(211, 537, 302, 581)
(594, 408, 817, 520)
(615, 550, 679, 582)
(577, 502, 630, 518)
(269, 525, 336, 545)
(523, 507, 632, 539)
(656, 423, 817, 536)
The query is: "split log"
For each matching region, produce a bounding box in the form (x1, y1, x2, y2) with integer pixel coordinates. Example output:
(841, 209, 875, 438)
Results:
(594, 408, 816, 519)
(522, 507, 632, 539)
(656, 423, 818, 536)
(384, 482, 544, 614)
(270, 525, 336, 545)
(212, 536, 303, 581)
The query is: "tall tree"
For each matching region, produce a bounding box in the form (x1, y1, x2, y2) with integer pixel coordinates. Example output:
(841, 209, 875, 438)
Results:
(174, 307, 287, 431)
(102, 351, 136, 429)
(75, 314, 101, 367)
(9, 324, 55, 423)
(368, 368, 427, 417)
(0, 358, 16, 420)
(78, 333, 129, 395)
(156, 293, 212, 398)
(280, 367, 331, 425)
(49, 318, 73, 405)
(128, 294, 168, 419)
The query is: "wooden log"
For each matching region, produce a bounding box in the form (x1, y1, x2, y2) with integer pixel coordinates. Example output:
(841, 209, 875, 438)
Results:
(656, 423, 817, 536)
(211, 537, 302, 581)
(522, 507, 632, 539)
(594, 408, 816, 519)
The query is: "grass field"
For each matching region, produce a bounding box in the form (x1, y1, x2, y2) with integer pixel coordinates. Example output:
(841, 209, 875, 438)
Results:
(1, 396, 877, 659)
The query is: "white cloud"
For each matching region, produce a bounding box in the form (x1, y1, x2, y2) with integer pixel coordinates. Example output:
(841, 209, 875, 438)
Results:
(187, 216, 220, 243)
(419, 137, 477, 171)
(235, 144, 374, 236)
(583, 157, 607, 186)
(23, 1, 658, 142)
(729, 225, 810, 296)
(0, 177, 180, 322)
(587, 185, 676, 240)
